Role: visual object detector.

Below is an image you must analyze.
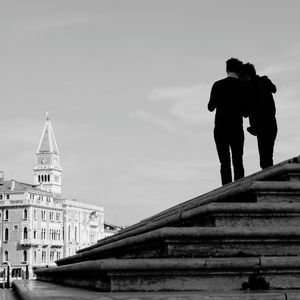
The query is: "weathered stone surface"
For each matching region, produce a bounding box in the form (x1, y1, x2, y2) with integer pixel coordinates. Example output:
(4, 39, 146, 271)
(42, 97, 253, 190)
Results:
(0, 289, 19, 300)
(12, 279, 291, 300)
(53, 226, 300, 263)
(181, 203, 300, 228)
(34, 256, 300, 292)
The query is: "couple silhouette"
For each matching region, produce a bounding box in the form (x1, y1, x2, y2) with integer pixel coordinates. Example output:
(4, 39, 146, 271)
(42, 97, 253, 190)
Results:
(208, 58, 277, 186)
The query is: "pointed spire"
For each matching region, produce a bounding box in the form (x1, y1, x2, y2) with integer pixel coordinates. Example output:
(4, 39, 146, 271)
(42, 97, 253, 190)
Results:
(37, 113, 59, 154)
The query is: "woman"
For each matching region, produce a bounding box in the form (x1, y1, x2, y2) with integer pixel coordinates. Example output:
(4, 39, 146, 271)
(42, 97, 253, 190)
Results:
(241, 63, 278, 169)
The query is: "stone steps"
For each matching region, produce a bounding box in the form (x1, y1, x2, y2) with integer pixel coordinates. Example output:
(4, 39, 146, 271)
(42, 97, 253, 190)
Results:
(74, 160, 300, 256)
(57, 201, 300, 266)
(35, 256, 300, 292)
(181, 202, 300, 227)
(54, 227, 300, 264)
(21, 155, 300, 297)
(12, 280, 298, 300)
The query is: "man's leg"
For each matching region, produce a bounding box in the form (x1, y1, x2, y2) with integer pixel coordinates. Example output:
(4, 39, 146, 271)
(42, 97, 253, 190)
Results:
(231, 129, 245, 181)
(214, 128, 232, 185)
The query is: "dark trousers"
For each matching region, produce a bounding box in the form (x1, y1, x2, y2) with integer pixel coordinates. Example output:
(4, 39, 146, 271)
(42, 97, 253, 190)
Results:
(214, 126, 245, 185)
(257, 129, 277, 169)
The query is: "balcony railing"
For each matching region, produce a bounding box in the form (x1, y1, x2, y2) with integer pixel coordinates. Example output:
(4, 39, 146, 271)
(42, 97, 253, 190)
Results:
(20, 238, 63, 247)
(20, 239, 40, 246)
(48, 240, 64, 248)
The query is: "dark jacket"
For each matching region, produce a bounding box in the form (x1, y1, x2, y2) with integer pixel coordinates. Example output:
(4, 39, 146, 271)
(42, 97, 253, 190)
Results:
(247, 75, 277, 134)
(208, 77, 246, 129)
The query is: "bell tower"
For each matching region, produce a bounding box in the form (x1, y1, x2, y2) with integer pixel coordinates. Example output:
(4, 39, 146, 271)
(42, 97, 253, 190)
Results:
(34, 113, 62, 195)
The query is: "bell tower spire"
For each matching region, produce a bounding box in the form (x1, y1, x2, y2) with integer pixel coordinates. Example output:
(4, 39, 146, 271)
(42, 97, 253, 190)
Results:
(34, 113, 62, 195)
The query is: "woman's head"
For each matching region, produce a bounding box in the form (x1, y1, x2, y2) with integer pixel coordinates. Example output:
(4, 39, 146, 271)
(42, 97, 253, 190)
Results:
(241, 63, 256, 82)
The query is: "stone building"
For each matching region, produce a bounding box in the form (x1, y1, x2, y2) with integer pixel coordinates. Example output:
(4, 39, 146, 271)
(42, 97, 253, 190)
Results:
(0, 179, 63, 278)
(62, 199, 103, 257)
(0, 115, 104, 279)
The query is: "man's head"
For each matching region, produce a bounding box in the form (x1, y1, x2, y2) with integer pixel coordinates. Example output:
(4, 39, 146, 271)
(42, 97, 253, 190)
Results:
(241, 63, 256, 82)
(226, 58, 243, 75)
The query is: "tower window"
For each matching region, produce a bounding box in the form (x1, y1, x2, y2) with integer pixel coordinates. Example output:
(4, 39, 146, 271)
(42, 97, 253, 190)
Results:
(48, 175, 50, 182)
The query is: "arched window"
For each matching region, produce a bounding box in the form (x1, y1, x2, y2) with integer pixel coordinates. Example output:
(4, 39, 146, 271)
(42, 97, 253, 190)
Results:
(34, 251, 37, 263)
(4, 228, 9, 242)
(4, 251, 8, 262)
(48, 175, 50, 182)
(23, 227, 28, 239)
(38, 175, 40, 182)
(23, 250, 27, 262)
(23, 209, 28, 220)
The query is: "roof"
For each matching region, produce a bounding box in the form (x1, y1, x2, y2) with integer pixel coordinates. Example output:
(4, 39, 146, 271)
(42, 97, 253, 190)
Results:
(37, 115, 59, 154)
(0, 179, 53, 195)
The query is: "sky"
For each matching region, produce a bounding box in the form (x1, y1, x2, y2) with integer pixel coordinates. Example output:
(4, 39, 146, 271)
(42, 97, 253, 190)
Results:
(1, 0, 300, 226)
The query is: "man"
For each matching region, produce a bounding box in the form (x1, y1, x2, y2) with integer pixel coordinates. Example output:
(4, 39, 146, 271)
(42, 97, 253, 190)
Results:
(241, 63, 277, 169)
(208, 58, 246, 185)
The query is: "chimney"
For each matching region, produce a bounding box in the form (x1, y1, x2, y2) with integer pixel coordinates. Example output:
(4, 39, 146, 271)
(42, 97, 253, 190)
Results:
(11, 179, 15, 190)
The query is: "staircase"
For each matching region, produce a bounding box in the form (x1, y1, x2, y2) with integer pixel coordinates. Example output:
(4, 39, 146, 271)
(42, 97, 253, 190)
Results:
(12, 156, 300, 299)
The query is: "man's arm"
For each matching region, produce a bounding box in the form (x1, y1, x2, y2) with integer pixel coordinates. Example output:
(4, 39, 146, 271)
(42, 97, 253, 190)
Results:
(208, 83, 217, 112)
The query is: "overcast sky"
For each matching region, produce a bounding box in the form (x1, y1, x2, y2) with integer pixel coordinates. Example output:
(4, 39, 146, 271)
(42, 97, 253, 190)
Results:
(1, 0, 300, 226)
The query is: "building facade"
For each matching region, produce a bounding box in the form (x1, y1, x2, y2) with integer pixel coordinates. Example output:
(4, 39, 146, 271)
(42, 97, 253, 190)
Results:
(0, 115, 104, 279)
(63, 199, 103, 257)
(0, 180, 64, 279)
